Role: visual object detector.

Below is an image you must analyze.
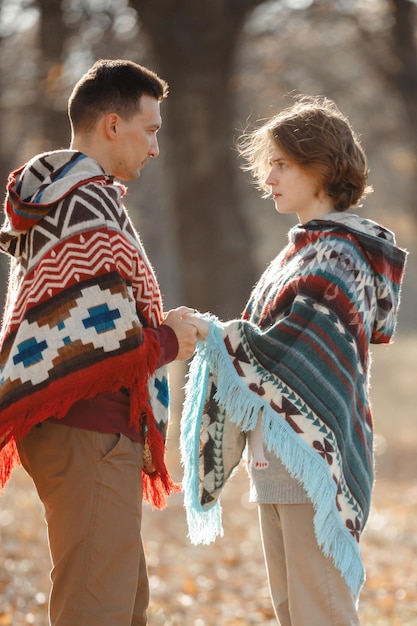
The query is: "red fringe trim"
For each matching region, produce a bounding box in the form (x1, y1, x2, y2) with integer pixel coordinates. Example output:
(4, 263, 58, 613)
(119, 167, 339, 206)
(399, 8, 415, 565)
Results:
(0, 438, 20, 487)
(142, 470, 181, 510)
(0, 330, 179, 508)
(140, 410, 181, 509)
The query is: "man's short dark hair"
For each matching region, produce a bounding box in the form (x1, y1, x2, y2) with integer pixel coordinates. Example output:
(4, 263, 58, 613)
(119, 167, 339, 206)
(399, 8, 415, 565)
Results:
(68, 59, 169, 133)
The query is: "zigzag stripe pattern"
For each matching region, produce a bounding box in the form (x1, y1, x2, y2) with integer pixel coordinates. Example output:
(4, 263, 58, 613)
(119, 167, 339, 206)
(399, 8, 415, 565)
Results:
(25, 183, 132, 269)
(109, 231, 162, 327)
(10, 232, 114, 325)
(8, 188, 162, 330)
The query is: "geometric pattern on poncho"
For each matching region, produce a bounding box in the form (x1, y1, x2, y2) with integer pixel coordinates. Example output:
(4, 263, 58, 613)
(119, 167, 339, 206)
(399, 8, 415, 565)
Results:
(0, 152, 172, 506)
(4, 182, 161, 332)
(224, 327, 364, 539)
(181, 214, 407, 596)
(199, 330, 364, 539)
(0, 272, 142, 401)
(198, 377, 246, 506)
(238, 235, 376, 540)
(1, 160, 164, 415)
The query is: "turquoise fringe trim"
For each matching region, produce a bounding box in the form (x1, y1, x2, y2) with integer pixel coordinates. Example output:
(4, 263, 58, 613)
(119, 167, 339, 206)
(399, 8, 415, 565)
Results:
(181, 316, 365, 599)
(181, 327, 224, 544)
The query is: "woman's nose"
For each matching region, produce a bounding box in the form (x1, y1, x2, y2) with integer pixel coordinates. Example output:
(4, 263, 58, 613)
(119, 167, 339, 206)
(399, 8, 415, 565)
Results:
(265, 169, 275, 186)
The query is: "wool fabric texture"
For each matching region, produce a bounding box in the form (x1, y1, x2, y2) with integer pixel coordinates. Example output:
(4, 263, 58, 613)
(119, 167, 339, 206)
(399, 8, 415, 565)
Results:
(0, 150, 177, 508)
(181, 213, 407, 598)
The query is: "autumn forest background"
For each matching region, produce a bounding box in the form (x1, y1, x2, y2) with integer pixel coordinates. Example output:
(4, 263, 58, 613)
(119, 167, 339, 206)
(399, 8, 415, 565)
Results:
(0, 0, 416, 624)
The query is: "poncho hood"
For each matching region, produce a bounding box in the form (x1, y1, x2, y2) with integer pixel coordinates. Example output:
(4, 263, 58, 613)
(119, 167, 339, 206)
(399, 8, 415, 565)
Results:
(298, 212, 407, 344)
(1, 150, 119, 257)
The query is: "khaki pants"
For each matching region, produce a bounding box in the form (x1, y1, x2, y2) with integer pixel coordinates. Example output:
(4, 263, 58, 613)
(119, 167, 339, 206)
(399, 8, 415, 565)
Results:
(258, 503, 360, 626)
(17, 422, 149, 626)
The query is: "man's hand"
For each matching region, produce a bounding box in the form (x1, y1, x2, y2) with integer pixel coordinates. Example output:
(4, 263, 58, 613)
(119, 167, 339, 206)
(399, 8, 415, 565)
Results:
(182, 311, 210, 340)
(162, 307, 199, 361)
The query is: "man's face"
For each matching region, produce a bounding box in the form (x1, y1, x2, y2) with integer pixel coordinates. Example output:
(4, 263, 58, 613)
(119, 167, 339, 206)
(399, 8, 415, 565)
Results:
(110, 94, 162, 181)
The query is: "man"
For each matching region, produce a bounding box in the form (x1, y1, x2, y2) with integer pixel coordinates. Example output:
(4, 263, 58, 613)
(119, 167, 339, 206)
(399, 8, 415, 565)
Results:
(0, 59, 198, 625)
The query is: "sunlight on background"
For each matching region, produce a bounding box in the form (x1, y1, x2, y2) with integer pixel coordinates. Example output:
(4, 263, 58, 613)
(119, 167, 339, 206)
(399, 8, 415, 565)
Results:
(0, 0, 39, 37)
(0, 0, 416, 624)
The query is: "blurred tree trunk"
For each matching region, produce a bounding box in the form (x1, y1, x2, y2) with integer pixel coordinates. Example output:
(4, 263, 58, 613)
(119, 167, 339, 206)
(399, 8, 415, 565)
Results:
(132, 0, 265, 318)
(38, 0, 71, 151)
(353, 0, 417, 213)
(387, 0, 417, 149)
(0, 1, 71, 315)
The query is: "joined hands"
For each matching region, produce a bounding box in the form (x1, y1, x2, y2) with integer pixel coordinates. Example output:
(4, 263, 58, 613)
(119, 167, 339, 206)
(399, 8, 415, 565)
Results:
(162, 306, 209, 361)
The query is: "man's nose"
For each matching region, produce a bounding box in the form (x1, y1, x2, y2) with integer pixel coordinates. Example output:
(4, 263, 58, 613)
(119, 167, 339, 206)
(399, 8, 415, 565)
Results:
(149, 137, 159, 158)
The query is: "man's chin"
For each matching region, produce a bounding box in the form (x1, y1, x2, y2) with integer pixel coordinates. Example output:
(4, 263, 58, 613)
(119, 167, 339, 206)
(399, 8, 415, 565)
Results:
(118, 169, 142, 182)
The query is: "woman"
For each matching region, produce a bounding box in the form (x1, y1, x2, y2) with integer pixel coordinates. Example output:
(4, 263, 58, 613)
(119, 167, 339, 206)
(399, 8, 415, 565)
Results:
(182, 96, 407, 625)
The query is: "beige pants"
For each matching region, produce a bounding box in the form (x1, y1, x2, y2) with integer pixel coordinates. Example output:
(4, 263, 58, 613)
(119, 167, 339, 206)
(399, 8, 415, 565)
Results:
(258, 503, 360, 626)
(17, 421, 149, 626)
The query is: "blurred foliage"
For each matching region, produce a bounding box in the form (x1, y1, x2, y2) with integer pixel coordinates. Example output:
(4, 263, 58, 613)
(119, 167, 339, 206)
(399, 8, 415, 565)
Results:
(0, 0, 415, 324)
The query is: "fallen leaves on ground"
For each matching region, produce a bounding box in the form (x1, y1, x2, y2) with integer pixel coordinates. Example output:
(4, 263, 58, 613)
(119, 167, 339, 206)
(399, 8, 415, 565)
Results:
(1, 444, 416, 625)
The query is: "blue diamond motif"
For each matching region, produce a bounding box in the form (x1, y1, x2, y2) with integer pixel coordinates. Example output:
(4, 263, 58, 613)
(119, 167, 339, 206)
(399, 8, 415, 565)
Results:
(83, 304, 121, 334)
(13, 337, 48, 367)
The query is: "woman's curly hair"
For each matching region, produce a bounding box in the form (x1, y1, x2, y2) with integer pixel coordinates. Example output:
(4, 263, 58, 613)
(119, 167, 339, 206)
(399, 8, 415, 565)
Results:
(237, 95, 372, 211)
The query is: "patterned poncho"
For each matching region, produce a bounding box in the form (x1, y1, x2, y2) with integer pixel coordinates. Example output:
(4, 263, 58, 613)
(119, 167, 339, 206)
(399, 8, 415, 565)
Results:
(181, 212, 407, 598)
(0, 150, 176, 508)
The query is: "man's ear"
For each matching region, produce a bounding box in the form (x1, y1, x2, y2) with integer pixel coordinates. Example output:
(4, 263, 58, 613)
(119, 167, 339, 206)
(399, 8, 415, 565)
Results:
(103, 113, 120, 140)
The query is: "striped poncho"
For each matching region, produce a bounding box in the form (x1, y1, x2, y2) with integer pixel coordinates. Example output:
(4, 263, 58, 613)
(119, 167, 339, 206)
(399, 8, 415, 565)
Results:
(0, 150, 176, 507)
(181, 212, 407, 598)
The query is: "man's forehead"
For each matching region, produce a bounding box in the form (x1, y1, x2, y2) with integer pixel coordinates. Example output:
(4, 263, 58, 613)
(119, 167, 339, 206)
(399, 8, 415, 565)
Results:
(138, 94, 162, 126)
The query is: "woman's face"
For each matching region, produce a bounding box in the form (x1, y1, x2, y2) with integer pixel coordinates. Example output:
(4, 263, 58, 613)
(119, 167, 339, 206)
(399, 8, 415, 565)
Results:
(265, 141, 334, 224)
